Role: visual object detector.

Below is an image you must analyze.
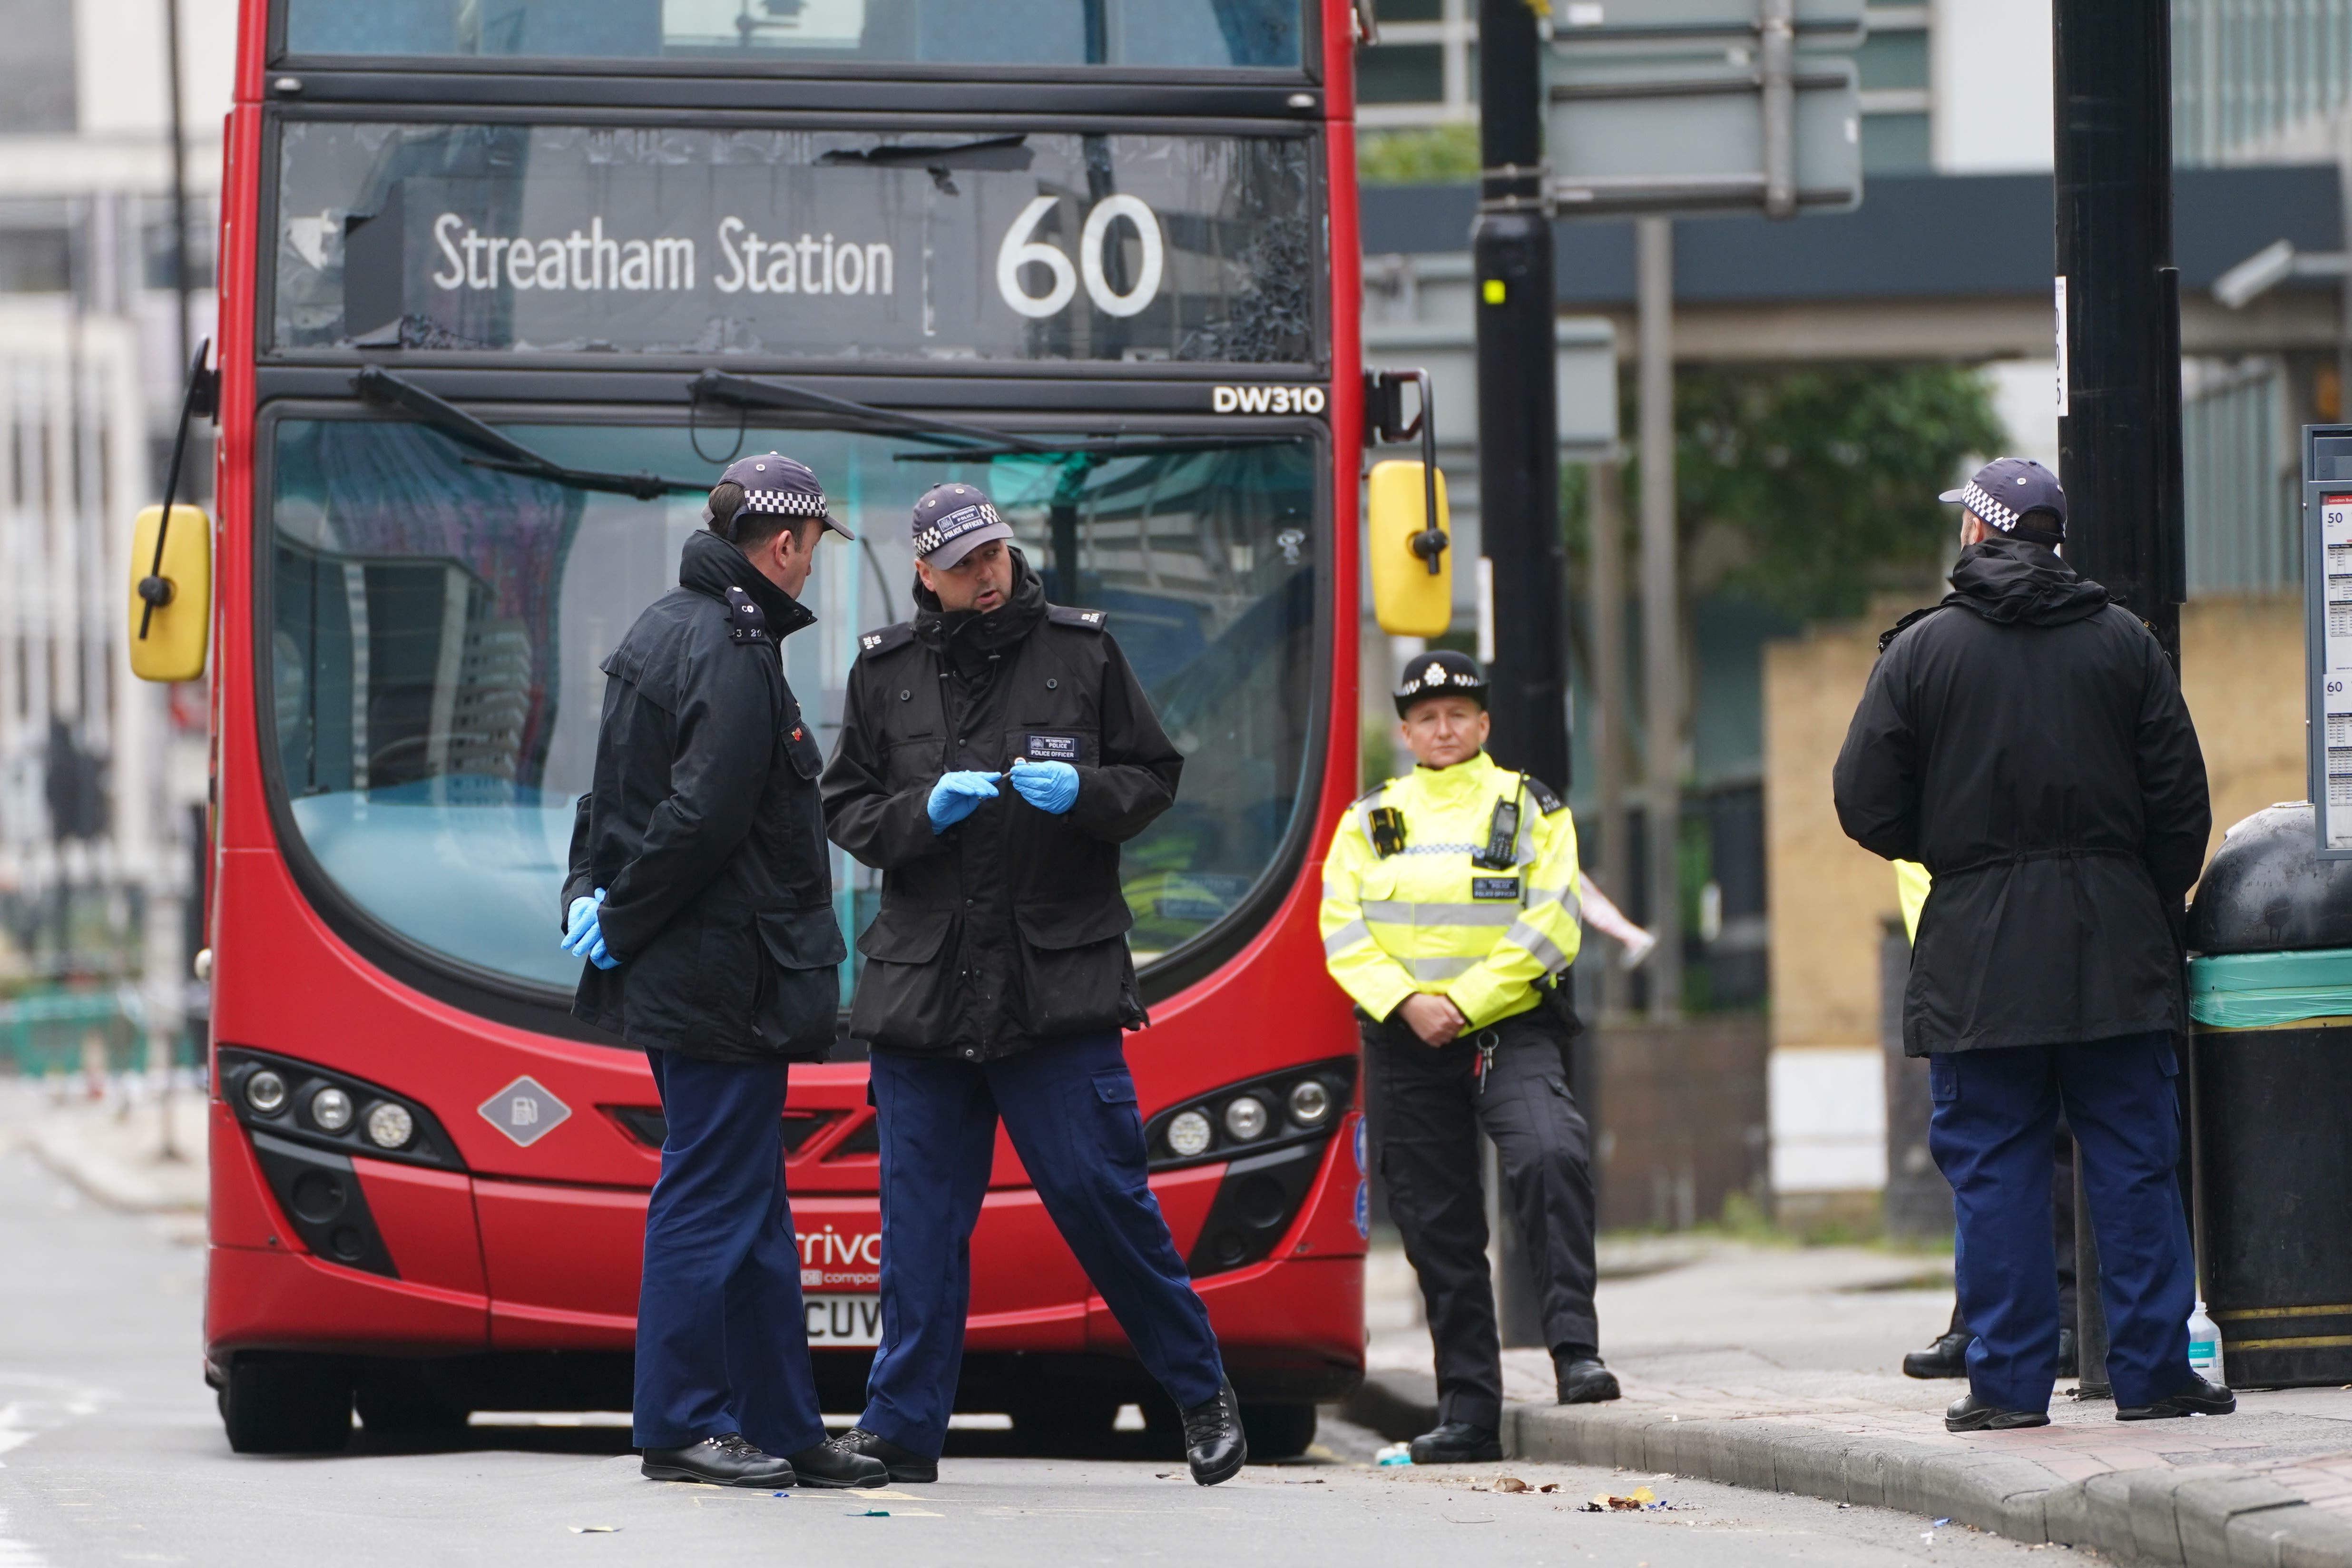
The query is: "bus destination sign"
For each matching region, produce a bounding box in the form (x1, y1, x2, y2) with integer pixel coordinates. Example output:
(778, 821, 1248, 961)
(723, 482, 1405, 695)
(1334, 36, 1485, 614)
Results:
(276, 123, 1319, 366)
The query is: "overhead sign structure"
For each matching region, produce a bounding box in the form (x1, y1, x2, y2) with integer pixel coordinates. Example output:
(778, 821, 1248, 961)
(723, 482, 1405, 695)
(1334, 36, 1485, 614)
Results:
(1545, 0, 1865, 219)
(2306, 425, 2352, 854)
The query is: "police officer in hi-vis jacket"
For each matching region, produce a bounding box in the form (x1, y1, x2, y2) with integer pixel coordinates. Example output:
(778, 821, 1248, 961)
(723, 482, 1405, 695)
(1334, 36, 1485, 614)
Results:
(1321, 649, 1620, 1468)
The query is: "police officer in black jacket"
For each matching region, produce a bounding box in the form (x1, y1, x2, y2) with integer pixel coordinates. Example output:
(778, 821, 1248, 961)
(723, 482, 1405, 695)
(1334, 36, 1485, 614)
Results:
(1834, 457, 2229, 1433)
(820, 482, 1246, 1487)
(561, 453, 885, 1491)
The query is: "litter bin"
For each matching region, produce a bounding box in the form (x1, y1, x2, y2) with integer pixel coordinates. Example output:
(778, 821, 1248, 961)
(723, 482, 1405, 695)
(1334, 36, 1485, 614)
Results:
(2187, 802, 2352, 1388)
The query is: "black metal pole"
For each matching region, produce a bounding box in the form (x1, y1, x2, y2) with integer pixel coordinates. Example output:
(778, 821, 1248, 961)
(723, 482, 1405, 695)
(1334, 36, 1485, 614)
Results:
(1476, 0, 1565, 1353)
(1475, 0, 1568, 799)
(2053, 0, 2182, 1399)
(2053, 0, 2184, 664)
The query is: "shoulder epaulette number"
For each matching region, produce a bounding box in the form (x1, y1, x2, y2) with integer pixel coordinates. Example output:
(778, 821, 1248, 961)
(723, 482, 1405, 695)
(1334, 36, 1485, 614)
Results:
(1048, 605, 1108, 631)
(856, 622, 915, 657)
(1522, 775, 1565, 815)
(723, 586, 771, 646)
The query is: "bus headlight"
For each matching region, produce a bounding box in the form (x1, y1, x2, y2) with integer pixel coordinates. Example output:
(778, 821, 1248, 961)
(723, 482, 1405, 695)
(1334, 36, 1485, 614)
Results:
(310, 1087, 353, 1133)
(365, 1102, 415, 1150)
(244, 1069, 288, 1116)
(1166, 1109, 1213, 1159)
(1287, 1079, 1332, 1127)
(1223, 1096, 1269, 1141)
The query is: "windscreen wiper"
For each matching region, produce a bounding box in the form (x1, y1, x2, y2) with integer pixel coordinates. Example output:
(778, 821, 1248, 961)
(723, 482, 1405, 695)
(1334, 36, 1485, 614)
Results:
(892, 436, 1300, 461)
(690, 371, 1296, 462)
(355, 366, 706, 500)
(815, 135, 1031, 195)
(689, 370, 1054, 452)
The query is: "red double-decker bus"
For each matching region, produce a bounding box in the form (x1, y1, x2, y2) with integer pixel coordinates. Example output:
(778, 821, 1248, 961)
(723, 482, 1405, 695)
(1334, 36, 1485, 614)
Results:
(159, 0, 1400, 1458)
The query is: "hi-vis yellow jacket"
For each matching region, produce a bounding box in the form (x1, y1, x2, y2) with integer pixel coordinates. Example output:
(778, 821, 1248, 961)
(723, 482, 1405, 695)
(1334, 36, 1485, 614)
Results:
(1319, 749, 1582, 1029)
(1895, 859, 1931, 943)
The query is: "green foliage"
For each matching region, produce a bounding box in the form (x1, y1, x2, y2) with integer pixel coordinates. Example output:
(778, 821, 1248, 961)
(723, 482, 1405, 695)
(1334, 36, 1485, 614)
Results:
(1357, 125, 1481, 185)
(1599, 363, 2003, 624)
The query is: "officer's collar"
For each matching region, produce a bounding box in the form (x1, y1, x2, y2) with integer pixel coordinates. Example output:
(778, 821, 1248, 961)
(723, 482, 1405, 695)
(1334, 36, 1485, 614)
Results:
(679, 529, 815, 637)
(1411, 747, 1496, 794)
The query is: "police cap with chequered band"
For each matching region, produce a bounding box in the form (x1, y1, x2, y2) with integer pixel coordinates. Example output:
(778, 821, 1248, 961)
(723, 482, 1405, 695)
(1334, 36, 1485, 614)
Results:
(910, 481, 1015, 569)
(1393, 649, 1490, 718)
(707, 452, 854, 541)
(1939, 456, 2065, 544)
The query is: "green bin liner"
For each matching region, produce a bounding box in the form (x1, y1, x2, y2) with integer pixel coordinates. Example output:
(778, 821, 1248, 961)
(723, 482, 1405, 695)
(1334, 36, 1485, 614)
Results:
(2188, 947, 2352, 1029)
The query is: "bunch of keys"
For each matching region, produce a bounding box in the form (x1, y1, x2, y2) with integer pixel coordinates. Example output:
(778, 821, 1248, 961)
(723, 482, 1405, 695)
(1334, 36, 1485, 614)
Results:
(1475, 1034, 1498, 1094)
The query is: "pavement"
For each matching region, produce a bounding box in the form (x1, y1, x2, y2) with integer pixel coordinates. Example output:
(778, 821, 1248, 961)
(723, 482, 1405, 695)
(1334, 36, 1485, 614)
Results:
(0, 1074, 206, 1212)
(1352, 1236, 2352, 1567)
(0, 1138, 2063, 1568)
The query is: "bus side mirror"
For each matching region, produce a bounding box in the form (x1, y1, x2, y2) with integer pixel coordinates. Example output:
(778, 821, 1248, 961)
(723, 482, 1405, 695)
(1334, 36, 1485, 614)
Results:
(127, 504, 212, 682)
(1367, 460, 1451, 637)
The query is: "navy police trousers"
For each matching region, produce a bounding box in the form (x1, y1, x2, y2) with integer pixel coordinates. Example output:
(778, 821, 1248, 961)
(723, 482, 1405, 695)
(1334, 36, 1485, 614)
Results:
(1929, 1032, 2196, 1413)
(632, 1050, 825, 1457)
(860, 1031, 1226, 1460)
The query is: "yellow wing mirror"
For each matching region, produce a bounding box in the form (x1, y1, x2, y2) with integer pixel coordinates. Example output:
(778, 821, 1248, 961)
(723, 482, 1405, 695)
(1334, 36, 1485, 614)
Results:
(128, 503, 212, 682)
(127, 341, 216, 684)
(1363, 369, 1451, 637)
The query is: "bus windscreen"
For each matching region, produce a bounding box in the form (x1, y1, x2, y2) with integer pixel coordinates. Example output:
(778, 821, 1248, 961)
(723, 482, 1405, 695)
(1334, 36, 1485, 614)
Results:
(281, 0, 1304, 70)
(275, 123, 1320, 364)
(265, 417, 1319, 994)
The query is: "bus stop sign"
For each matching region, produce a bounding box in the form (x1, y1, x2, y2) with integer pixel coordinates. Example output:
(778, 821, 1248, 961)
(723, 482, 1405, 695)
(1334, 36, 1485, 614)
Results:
(2306, 425, 2352, 854)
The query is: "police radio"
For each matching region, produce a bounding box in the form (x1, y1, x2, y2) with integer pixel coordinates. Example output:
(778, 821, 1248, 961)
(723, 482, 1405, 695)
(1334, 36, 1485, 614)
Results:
(1473, 797, 1520, 870)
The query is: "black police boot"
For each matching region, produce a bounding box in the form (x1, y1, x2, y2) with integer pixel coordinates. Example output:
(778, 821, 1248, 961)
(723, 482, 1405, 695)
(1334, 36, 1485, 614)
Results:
(1944, 1394, 2050, 1432)
(1181, 1380, 1247, 1486)
(835, 1426, 938, 1484)
(1408, 1421, 1502, 1464)
(785, 1436, 889, 1489)
(640, 1433, 797, 1487)
(2058, 1327, 2079, 1380)
(1902, 1331, 1971, 1379)
(2117, 1375, 2236, 1421)
(1554, 1349, 1621, 1405)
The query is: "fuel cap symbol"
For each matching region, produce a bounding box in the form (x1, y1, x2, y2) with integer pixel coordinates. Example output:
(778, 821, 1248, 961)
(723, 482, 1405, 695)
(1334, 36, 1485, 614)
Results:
(480, 1075, 570, 1147)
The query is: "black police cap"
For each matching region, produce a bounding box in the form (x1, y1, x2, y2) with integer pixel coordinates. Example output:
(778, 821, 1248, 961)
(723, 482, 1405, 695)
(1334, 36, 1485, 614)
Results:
(1394, 649, 1489, 717)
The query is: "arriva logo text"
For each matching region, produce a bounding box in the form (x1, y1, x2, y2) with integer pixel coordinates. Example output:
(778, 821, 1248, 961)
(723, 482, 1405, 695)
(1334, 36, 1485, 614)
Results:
(1213, 384, 1326, 415)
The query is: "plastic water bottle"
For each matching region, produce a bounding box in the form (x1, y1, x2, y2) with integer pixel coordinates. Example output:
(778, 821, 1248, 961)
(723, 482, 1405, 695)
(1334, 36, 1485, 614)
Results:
(2187, 1299, 2225, 1384)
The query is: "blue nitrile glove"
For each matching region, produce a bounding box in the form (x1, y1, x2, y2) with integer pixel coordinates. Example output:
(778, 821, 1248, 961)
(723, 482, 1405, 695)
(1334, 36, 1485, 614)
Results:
(1009, 758, 1079, 815)
(561, 887, 619, 970)
(927, 770, 1001, 833)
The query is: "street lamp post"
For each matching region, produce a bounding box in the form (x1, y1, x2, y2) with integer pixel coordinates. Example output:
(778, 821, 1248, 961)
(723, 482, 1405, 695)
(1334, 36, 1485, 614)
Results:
(2052, 0, 2186, 1400)
(1475, 0, 1568, 1349)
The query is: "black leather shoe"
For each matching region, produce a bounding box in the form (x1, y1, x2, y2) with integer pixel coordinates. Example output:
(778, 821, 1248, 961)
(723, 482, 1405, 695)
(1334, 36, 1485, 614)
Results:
(2058, 1327, 2079, 1380)
(1181, 1380, 1247, 1486)
(785, 1437, 890, 1489)
(641, 1433, 796, 1487)
(1944, 1394, 2050, 1432)
(1903, 1331, 1971, 1379)
(836, 1427, 938, 1484)
(1407, 1420, 1502, 1464)
(2117, 1375, 2236, 1421)
(1556, 1357, 1622, 1405)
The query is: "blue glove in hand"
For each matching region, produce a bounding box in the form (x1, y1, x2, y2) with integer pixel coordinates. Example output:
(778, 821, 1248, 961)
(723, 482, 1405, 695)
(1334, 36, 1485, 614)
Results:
(1009, 759, 1079, 815)
(927, 770, 1001, 833)
(561, 887, 619, 970)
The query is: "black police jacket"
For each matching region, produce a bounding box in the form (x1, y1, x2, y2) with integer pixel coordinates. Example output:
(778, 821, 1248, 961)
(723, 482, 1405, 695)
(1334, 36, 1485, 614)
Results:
(1832, 537, 2211, 1056)
(822, 552, 1181, 1060)
(562, 529, 846, 1063)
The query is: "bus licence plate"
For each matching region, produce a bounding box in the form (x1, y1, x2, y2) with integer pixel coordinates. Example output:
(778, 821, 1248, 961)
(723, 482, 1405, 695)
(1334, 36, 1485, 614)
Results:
(804, 1294, 883, 1347)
